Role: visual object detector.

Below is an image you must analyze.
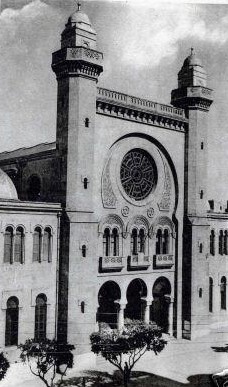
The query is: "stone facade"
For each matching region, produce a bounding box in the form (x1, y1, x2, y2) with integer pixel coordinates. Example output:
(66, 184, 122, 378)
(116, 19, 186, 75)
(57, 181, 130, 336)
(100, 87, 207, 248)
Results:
(0, 4, 226, 353)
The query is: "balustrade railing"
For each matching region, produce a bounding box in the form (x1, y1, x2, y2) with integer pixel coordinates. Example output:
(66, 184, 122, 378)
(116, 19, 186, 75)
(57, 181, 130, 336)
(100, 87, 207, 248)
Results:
(97, 87, 185, 118)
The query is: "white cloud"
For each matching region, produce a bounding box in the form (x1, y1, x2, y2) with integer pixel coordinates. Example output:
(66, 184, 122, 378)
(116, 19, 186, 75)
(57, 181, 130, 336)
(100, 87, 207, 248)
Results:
(0, 0, 64, 151)
(117, 4, 228, 67)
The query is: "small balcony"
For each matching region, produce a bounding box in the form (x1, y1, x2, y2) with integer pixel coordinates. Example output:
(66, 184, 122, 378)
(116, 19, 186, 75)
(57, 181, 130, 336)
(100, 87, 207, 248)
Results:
(99, 256, 124, 272)
(154, 254, 174, 268)
(128, 253, 150, 270)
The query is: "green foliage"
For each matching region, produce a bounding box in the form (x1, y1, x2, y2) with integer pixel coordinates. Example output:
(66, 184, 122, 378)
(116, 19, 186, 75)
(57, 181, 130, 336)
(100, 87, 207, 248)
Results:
(0, 352, 9, 381)
(90, 320, 167, 387)
(18, 339, 75, 387)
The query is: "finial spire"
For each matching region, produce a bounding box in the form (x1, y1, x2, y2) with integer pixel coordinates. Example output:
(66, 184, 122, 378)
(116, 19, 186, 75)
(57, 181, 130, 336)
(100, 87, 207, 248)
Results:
(77, 1, 81, 11)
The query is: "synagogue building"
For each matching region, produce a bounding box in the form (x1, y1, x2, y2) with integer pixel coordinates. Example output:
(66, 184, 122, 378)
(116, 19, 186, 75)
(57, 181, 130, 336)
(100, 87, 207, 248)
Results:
(0, 4, 226, 353)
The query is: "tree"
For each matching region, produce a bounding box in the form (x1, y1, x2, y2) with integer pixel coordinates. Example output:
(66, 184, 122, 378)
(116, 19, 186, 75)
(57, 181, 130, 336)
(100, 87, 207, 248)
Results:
(90, 319, 167, 387)
(18, 339, 75, 387)
(0, 352, 9, 381)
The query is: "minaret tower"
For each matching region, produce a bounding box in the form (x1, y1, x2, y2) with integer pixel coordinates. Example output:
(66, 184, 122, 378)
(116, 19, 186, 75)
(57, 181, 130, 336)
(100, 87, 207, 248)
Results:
(171, 49, 213, 339)
(51, 4, 103, 347)
(52, 2, 103, 210)
(171, 48, 213, 216)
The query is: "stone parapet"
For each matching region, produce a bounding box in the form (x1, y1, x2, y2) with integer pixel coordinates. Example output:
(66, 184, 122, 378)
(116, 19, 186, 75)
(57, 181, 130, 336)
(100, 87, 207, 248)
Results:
(96, 87, 188, 132)
(52, 46, 103, 80)
(171, 86, 213, 111)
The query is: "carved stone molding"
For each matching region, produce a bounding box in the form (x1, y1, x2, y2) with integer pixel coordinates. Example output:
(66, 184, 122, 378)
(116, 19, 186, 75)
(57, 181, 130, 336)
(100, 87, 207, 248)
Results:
(96, 101, 187, 132)
(98, 214, 125, 234)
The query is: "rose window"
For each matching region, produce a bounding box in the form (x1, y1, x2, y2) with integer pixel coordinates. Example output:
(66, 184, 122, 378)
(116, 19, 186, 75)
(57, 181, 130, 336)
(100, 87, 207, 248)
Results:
(120, 148, 157, 201)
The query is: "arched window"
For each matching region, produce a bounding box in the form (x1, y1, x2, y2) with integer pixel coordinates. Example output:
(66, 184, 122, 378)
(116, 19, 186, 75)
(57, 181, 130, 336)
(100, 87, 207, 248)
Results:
(111, 228, 119, 257)
(221, 276, 227, 310)
(210, 230, 215, 256)
(27, 175, 41, 201)
(163, 229, 170, 254)
(224, 231, 228, 255)
(4, 226, 13, 264)
(33, 227, 42, 262)
(209, 277, 213, 312)
(14, 227, 24, 264)
(219, 230, 224, 255)
(35, 294, 47, 341)
(156, 229, 162, 254)
(5, 296, 19, 346)
(103, 228, 110, 257)
(131, 228, 138, 255)
(43, 227, 52, 262)
(138, 228, 145, 253)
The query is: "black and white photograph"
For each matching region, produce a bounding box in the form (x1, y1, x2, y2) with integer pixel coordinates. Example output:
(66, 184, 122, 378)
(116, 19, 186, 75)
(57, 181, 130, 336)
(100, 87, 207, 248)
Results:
(1, 0, 228, 386)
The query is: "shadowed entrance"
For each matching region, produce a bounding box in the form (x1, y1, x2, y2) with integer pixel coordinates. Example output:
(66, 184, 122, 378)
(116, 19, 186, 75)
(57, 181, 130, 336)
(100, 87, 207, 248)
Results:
(151, 277, 171, 332)
(125, 279, 147, 321)
(97, 281, 121, 328)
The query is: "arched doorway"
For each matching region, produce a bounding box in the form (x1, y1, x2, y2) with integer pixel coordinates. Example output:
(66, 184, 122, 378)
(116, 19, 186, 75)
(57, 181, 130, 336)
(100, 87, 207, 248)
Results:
(5, 296, 19, 346)
(125, 279, 147, 321)
(97, 281, 121, 328)
(151, 277, 171, 332)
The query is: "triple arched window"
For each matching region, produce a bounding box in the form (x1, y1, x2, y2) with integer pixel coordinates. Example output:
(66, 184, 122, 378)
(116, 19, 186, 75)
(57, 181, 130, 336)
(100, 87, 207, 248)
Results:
(4, 226, 24, 264)
(131, 228, 146, 255)
(103, 228, 119, 257)
(156, 228, 171, 255)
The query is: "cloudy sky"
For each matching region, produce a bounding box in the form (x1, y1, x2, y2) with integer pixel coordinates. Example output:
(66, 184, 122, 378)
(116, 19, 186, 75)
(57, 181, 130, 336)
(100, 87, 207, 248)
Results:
(1, 0, 228, 200)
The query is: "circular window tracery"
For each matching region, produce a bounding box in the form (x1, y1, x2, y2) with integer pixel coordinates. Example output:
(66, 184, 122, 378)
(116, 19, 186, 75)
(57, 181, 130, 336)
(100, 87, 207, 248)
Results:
(120, 148, 157, 201)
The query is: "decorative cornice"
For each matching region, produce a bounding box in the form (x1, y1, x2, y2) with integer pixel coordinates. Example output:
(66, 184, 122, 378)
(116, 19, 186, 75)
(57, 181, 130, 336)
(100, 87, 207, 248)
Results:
(96, 87, 188, 132)
(52, 46, 103, 80)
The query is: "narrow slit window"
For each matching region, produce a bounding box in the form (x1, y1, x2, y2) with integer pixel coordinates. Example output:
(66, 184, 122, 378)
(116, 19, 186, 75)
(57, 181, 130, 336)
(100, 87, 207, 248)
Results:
(85, 118, 90, 128)
(82, 245, 86, 258)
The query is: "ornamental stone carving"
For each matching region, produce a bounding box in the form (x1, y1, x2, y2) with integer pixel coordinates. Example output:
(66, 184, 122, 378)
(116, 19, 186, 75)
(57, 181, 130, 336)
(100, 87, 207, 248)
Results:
(158, 163, 171, 211)
(147, 207, 154, 218)
(121, 206, 129, 217)
(101, 158, 117, 209)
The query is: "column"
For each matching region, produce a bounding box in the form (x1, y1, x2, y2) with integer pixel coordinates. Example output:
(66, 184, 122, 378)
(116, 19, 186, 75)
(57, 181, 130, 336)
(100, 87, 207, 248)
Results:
(118, 303, 126, 332)
(95, 305, 99, 332)
(168, 297, 174, 336)
(144, 298, 153, 324)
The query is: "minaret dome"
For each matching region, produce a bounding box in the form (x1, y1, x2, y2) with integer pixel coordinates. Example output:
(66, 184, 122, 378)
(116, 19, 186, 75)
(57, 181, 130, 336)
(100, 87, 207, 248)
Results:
(61, 2, 97, 50)
(178, 48, 207, 88)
